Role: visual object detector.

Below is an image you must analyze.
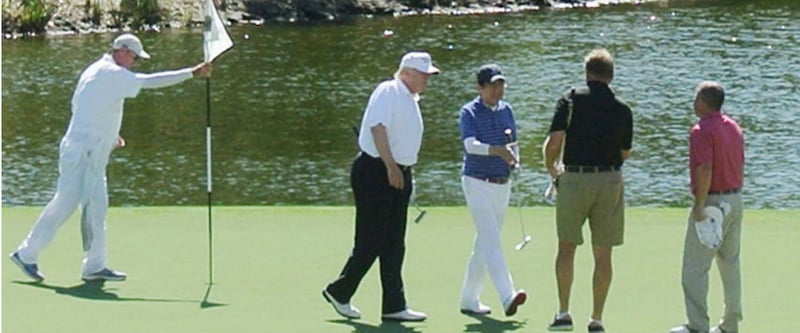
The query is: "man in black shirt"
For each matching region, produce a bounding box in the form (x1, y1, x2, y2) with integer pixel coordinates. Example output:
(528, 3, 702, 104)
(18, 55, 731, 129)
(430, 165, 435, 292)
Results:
(542, 49, 633, 333)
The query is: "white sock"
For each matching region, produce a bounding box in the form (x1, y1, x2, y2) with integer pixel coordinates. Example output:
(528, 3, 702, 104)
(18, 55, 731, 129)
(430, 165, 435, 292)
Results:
(556, 311, 571, 319)
(589, 318, 603, 326)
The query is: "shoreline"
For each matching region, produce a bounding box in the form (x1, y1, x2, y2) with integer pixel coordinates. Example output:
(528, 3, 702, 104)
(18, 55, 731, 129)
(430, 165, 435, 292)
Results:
(4, 0, 662, 39)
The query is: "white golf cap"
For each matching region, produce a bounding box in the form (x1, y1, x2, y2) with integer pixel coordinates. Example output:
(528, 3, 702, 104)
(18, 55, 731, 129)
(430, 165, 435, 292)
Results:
(112, 33, 151, 59)
(703, 206, 724, 224)
(399, 51, 440, 74)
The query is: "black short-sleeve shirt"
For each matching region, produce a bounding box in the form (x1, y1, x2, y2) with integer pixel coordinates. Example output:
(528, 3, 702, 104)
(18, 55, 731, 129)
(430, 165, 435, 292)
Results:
(548, 81, 633, 167)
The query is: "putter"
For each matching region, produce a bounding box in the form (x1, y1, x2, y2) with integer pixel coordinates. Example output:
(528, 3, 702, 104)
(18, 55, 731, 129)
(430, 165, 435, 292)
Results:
(505, 129, 531, 251)
(410, 179, 427, 223)
(412, 199, 427, 223)
(512, 167, 531, 251)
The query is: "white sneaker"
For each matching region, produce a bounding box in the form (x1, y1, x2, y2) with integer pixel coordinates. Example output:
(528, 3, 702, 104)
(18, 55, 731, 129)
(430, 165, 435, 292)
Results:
(382, 308, 427, 322)
(81, 268, 126, 281)
(322, 289, 361, 319)
(670, 324, 701, 333)
(460, 302, 492, 315)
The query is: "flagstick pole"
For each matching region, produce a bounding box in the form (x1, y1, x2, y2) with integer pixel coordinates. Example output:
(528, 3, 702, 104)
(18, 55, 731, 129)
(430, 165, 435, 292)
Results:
(205, 77, 214, 287)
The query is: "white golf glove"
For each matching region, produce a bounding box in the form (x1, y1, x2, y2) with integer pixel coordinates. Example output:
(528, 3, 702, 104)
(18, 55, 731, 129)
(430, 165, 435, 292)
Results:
(693, 205, 725, 250)
(543, 179, 557, 205)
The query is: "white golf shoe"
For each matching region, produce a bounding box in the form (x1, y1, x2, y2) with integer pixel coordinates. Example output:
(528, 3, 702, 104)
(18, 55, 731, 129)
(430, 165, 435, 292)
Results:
(382, 308, 427, 322)
(82, 268, 126, 281)
(460, 302, 492, 315)
(322, 289, 361, 319)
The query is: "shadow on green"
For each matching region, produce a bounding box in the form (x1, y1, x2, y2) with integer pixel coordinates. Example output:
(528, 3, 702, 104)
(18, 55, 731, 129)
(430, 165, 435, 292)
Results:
(13, 280, 198, 304)
(327, 319, 424, 333)
(200, 283, 226, 309)
(461, 313, 526, 333)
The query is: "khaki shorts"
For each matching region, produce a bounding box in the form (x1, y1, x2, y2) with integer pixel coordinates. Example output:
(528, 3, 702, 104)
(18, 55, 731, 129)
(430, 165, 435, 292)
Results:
(556, 171, 625, 246)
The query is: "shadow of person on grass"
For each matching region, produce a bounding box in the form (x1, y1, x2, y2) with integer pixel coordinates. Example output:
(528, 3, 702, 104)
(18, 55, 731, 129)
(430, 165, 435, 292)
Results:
(462, 313, 526, 333)
(12, 280, 195, 304)
(327, 319, 424, 333)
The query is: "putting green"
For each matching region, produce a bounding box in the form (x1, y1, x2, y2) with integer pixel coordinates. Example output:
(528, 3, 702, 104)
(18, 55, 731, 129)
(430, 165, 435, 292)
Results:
(3, 206, 798, 333)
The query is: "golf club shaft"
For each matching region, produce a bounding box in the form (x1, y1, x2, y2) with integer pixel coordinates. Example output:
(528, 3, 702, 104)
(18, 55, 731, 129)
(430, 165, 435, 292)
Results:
(505, 129, 527, 238)
(514, 167, 526, 235)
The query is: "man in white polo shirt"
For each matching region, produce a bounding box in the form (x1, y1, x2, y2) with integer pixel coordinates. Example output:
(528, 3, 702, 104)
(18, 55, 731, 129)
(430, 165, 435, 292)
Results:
(323, 51, 439, 322)
(9, 33, 212, 282)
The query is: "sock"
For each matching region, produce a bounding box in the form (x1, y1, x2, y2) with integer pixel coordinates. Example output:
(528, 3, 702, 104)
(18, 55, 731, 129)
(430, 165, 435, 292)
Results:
(556, 311, 571, 319)
(589, 318, 603, 326)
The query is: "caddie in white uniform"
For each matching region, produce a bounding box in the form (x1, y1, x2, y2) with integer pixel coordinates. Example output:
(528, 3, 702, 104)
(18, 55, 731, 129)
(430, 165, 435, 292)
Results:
(9, 34, 213, 282)
(458, 64, 527, 317)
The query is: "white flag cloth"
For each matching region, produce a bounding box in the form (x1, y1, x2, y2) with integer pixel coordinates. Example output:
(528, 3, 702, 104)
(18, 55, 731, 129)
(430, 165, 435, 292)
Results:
(203, 0, 233, 63)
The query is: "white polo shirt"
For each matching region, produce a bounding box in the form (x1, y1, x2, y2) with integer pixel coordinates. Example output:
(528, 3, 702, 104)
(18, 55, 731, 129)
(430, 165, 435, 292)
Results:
(358, 78, 424, 166)
(66, 54, 143, 143)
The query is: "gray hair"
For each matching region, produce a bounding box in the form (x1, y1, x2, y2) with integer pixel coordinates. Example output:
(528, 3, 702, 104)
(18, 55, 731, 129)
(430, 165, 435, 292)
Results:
(695, 81, 725, 110)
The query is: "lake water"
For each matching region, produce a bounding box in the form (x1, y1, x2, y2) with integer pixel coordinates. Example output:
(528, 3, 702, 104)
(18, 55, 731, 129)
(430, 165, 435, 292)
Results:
(2, 0, 799, 208)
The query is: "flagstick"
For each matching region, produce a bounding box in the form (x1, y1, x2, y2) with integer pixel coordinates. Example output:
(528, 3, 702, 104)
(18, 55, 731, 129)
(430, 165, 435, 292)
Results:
(201, 76, 224, 309)
(205, 77, 214, 286)
(201, 0, 233, 308)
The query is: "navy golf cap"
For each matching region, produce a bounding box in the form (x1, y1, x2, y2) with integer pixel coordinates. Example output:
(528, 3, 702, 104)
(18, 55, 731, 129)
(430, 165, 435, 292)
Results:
(477, 64, 506, 85)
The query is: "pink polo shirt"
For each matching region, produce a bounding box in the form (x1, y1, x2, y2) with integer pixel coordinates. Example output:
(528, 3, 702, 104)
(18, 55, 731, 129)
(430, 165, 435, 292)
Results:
(689, 111, 744, 194)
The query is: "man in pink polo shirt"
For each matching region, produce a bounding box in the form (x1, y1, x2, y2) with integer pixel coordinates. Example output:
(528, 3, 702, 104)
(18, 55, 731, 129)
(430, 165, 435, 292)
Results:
(671, 81, 745, 333)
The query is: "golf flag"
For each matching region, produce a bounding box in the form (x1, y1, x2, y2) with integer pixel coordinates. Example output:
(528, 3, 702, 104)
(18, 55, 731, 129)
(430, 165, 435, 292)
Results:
(203, 0, 233, 63)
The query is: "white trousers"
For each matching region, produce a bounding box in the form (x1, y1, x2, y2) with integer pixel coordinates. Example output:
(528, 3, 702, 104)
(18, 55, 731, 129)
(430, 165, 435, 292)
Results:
(16, 133, 113, 275)
(460, 176, 516, 308)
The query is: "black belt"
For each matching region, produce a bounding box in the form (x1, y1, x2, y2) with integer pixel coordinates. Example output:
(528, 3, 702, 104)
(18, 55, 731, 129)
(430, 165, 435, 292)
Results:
(358, 151, 412, 172)
(709, 187, 740, 195)
(470, 176, 509, 185)
(564, 165, 620, 173)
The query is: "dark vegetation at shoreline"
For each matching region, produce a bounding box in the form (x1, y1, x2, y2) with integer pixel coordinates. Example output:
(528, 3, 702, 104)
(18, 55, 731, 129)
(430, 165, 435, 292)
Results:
(2, 0, 648, 37)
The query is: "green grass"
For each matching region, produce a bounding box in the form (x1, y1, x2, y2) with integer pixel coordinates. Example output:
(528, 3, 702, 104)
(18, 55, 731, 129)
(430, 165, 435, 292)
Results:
(3, 206, 799, 333)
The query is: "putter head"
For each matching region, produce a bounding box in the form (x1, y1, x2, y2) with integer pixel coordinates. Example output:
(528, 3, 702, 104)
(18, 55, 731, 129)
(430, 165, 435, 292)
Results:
(514, 235, 532, 251)
(414, 210, 427, 223)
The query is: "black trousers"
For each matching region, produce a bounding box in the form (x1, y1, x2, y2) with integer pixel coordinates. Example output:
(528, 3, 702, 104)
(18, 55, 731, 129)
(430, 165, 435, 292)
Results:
(326, 152, 412, 314)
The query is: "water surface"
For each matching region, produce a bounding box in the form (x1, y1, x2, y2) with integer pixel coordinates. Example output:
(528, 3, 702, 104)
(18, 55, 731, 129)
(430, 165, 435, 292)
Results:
(2, 0, 799, 208)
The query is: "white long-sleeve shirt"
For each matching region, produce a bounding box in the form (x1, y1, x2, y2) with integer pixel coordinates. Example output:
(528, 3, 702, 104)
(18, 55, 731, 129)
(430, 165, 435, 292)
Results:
(66, 54, 194, 143)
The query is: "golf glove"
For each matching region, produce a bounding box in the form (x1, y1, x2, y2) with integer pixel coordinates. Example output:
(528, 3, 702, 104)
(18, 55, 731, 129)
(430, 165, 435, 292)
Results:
(543, 178, 558, 205)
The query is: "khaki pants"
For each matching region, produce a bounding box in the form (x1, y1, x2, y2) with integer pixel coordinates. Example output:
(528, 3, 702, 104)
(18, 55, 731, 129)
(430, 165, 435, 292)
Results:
(682, 193, 743, 332)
